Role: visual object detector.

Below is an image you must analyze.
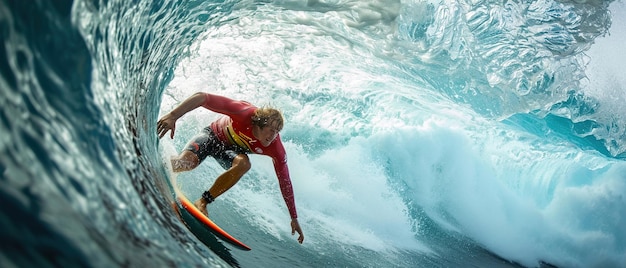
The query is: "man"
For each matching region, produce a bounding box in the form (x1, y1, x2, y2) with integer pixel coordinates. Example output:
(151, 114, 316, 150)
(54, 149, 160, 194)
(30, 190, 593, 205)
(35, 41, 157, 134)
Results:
(157, 92, 304, 244)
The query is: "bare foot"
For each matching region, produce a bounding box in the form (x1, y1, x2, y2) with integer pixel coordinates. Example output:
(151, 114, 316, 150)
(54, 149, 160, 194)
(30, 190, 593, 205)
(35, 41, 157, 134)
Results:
(194, 198, 209, 217)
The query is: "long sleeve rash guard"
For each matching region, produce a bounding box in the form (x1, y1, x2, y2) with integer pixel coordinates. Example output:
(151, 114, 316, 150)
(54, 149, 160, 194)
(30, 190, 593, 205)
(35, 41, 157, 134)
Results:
(201, 93, 298, 219)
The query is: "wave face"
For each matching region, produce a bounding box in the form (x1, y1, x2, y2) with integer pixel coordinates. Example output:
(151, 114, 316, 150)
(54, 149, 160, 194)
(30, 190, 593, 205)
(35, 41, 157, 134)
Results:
(2, 0, 625, 267)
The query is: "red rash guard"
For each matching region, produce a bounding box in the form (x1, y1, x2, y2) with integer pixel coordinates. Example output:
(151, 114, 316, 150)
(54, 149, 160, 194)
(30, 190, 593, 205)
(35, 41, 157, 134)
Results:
(201, 93, 298, 219)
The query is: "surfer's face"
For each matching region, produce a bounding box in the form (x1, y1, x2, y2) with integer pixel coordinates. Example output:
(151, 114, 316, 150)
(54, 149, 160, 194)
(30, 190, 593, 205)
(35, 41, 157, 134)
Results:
(254, 125, 279, 146)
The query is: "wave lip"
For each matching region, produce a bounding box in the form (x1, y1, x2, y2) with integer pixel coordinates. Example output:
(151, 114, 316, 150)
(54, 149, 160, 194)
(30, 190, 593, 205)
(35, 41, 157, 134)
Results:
(3, 0, 625, 267)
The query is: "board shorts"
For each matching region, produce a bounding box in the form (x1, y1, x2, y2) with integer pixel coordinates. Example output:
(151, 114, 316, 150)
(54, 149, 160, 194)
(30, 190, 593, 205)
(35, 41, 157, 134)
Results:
(184, 127, 248, 170)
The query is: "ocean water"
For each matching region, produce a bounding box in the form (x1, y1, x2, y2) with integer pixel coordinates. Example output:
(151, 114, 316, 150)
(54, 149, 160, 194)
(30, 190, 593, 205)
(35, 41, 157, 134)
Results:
(2, 0, 625, 267)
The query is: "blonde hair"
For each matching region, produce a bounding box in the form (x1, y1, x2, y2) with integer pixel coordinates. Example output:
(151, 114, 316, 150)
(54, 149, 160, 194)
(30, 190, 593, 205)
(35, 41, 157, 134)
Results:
(252, 106, 284, 131)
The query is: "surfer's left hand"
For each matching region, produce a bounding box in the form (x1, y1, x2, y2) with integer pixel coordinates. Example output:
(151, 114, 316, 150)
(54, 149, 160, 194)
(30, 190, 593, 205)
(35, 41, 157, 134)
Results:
(291, 218, 304, 244)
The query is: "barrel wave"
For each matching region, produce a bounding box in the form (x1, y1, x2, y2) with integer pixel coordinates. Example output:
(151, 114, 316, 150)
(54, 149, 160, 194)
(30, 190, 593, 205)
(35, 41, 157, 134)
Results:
(1, 0, 625, 267)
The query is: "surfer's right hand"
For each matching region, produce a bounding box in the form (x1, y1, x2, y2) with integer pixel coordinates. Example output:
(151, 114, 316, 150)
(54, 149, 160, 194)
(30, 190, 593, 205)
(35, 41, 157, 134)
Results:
(157, 113, 177, 139)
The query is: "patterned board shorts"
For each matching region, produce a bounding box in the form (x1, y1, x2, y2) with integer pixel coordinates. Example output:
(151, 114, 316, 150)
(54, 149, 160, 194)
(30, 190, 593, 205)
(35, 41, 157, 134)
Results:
(184, 127, 248, 170)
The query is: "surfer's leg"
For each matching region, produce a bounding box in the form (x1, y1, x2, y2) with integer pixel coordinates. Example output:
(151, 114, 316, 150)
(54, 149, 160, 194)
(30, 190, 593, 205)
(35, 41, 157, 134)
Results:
(194, 154, 251, 216)
(171, 151, 199, 172)
(174, 128, 214, 172)
(209, 153, 251, 197)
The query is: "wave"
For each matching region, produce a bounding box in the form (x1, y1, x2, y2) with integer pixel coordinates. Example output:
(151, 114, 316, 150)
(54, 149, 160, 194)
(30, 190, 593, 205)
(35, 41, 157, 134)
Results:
(2, 0, 625, 267)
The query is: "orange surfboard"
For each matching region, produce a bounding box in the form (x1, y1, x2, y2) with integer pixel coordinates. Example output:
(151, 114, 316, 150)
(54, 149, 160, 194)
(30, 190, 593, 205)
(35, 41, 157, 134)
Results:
(177, 194, 251, 251)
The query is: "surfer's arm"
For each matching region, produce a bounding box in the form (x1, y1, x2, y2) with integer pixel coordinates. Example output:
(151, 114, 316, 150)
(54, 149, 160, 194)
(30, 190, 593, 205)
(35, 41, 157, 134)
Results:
(274, 159, 305, 244)
(157, 92, 207, 138)
(201, 93, 253, 116)
(274, 161, 297, 219)
(157, 93, 251, 138)
(270, 140, 298, 219)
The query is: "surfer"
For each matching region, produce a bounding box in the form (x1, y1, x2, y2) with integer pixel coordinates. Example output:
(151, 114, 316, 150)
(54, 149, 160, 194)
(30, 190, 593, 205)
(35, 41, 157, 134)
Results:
(157, 92, 304, 244)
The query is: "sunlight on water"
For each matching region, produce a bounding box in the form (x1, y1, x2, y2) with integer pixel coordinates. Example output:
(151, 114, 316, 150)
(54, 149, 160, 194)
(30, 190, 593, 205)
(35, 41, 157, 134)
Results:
(2, 0, 624, 267)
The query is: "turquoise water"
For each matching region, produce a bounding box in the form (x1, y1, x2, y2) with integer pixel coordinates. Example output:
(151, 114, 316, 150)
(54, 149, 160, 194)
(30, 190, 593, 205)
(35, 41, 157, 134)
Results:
(2, 0, 625, 267)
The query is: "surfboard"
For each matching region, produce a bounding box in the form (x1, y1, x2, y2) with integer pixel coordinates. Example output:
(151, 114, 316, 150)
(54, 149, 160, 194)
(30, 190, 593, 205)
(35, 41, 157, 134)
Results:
(176, 193, 251, 251)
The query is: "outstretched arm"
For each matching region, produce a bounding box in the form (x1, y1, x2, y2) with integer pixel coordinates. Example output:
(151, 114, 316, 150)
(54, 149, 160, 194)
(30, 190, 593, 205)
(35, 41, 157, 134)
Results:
(281, 176, 304, 244)
(274, 155, 304, 244)
(157, 92, 206, 139)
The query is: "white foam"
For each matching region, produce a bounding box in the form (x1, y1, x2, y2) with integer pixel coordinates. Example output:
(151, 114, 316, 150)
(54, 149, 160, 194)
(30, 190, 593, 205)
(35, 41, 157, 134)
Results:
(365, 117, 626, 267)
(159, 1, 626, 265)
(224, 141, 430, 253)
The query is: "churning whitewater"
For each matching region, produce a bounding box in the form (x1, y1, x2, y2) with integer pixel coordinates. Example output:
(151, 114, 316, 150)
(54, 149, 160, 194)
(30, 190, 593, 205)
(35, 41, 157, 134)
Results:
(1, 0, 625, 267)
